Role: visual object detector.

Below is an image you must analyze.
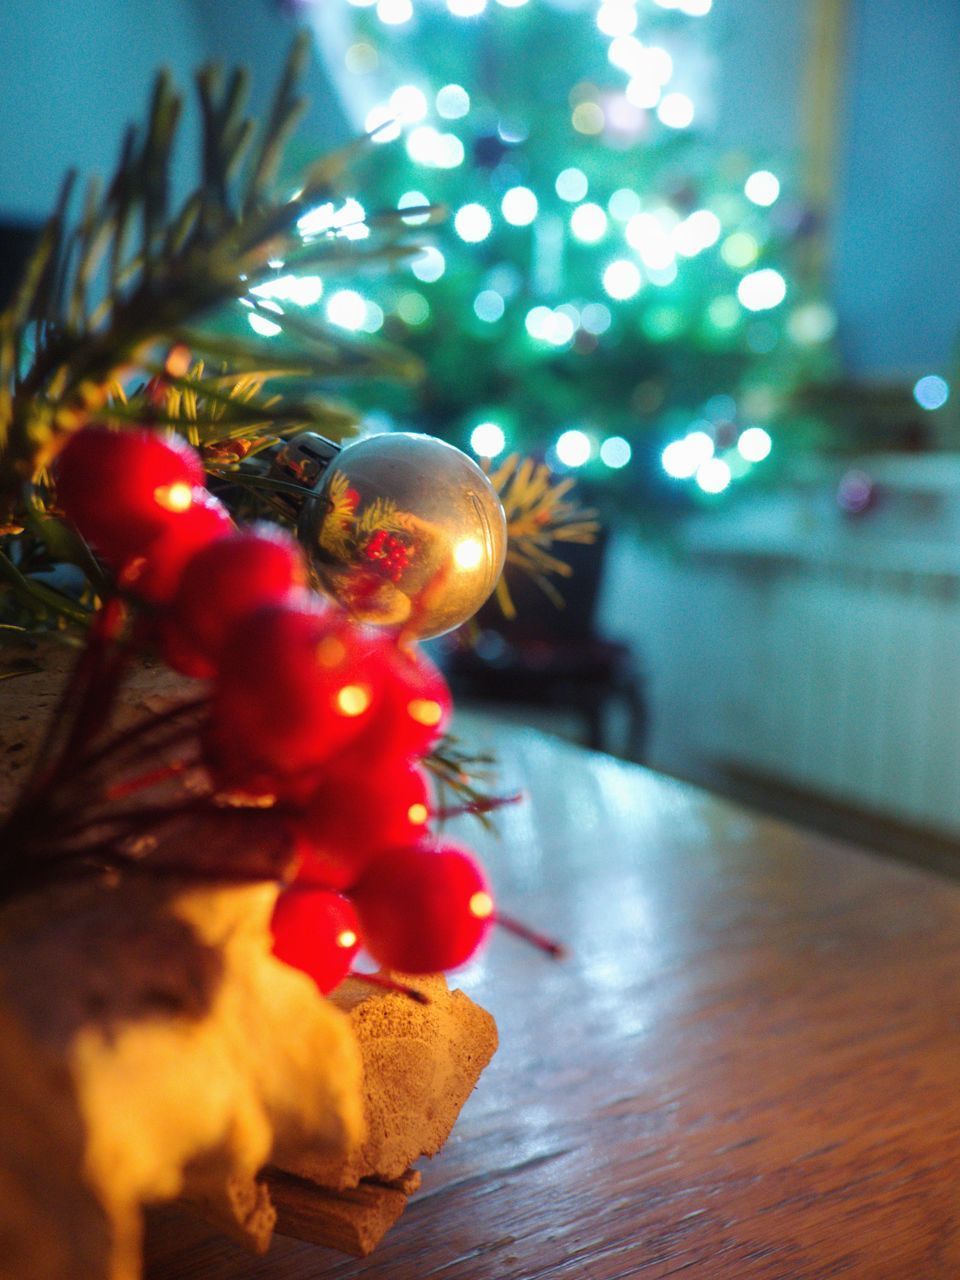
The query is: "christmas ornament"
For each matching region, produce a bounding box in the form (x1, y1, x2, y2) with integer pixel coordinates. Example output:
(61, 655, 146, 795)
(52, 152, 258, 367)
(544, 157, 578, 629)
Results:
(261, 431, 507, 639)
(117, 490, 233, 604)
(351, 842, 495, 973)
(54, 426, 205, 563)
(164, 525, 307, 678)
(270, 888, 362, 994)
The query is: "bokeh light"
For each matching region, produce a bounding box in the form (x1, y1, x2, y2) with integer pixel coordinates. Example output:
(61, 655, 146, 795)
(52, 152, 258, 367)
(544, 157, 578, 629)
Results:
(470, 422, 507, 457)
(556, 429, 592, 467)
(914, 375, 950, 410)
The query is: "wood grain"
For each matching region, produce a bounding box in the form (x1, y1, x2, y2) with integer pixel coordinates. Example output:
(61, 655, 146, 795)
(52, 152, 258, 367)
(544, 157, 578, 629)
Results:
(145, 716, 960, 1278)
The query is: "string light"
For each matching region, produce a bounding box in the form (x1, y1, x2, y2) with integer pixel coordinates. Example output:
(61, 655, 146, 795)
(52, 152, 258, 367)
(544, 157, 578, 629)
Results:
(661, 430, 713, 478)
(914, 375, 950, 410)
(326, 290, 368, 331)
(410, 246, 446, 282)
(580, 302, 612, 334)
(596, 4, 638, 37)
(695, 457, 731, 493)
(570, 202, 608, 243)
(737, 427, 772, 461)
(572, 102, 605, 134)
(555, 429, 592, 467)
(454, 203, 493, 242)
(737, 268, 786, 312)
(377, 0, 413, 23)
(250, 275, 323, 306)
(474, 289, 506, 322)
(600, 436, 632, 468)
(657, 92, 694, 129)
(448, 0, 487, 15)
(397, 291, 431, 325)
(608, 188, 642, 221)
(470, 422, 507, 457)
(501, 186, 539, 226)
(556, 168, 589, 202)
(602, 259, 642, 300)
(744, 170, 780, 206)
(398, 190, 432, 225)
(721, 231, 758, 269)
(390, 85, 428, 123)
(436, 84, 471, 119)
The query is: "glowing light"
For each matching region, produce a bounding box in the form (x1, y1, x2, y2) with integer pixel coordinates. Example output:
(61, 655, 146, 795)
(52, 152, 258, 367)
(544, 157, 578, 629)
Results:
(501, 186, 539, 226)
(347, 0, 376, 7)
(470, 891, 495, 919)
(436, 84, 470, 119)
(248, 312, 281, 337)
(737, 427, 772, 462)
(473, 290, 505, 323)
(914, 375, 950, 410)
(556, 429, 592, 467)
(410, 246, 446, 283)
(251, 274, 323, 306)
(454, 203, 493, 242)
(335, 684, 372, 717)
(377, 0, 412, 21)
(496, 0, 528, 7)
(454, 538, 485, 570)
(408, 803, 429, 826)
(570, 202, 608, 243)
(737, 268, 787, 312)
(326, 289, 367, 330)
(398, 190, 431, 227)
(556, 168, 588, 202)
(408, 698, 443, 726)
(600, 436, 632, 469)
(154, 482, 194, 513)
(407, 126, 464, 168)
(708, 296, 740, 330)
(625, 213, 675, 270)
(625, 77, 661, 110)
(608, 188, 642, 221)
(580, 302, 612, 334)
(721, 231, 759, 269)
(336, 929, 358, 949)
(345, 42, 378, 74)
(470, 421, 506, 458)
(525, 306, 575, 346)
(673, 209, 721, 257)
(448, 0, 486, 13)
(608, 36, 645, 74)
(361, 301, 385, 333)
(745, 170, 780, 206)
(657, 92, 694, 129)
(661, 431, 714, 479)
(787, 302, 836, 345)
(603, 259, 642, 300)
(638, 46, 673, 83)
(397, 291, 430, 325)
(696, 457, 731, 494)
(572, 102, 605, 135)
(596, 3, 637, 37)
(392, 85, 428, 125)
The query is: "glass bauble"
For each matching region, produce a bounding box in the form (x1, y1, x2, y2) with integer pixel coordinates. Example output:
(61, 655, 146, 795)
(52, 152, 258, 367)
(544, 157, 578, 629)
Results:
(298, 432, 507, 639)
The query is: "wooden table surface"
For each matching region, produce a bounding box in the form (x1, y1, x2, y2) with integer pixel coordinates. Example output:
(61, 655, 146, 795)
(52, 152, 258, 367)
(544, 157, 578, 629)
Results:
(145, 717, 960, 1279)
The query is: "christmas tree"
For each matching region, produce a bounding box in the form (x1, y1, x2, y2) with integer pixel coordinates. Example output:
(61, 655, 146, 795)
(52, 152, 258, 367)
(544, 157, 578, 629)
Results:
(272, 0, 839, 506)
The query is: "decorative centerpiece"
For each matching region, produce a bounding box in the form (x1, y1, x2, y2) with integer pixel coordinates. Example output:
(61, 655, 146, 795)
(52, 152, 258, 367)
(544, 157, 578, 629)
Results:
(0, 38, 591, 1280)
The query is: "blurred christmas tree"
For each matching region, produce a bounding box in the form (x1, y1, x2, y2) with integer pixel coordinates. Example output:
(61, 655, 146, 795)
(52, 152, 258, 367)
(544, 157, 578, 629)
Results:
(268, 0, 839, 510)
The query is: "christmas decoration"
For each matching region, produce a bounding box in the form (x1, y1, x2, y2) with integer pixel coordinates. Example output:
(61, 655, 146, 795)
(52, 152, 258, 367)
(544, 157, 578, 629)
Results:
(0, 38, 576, 1280)
(298, 0, 838, 506)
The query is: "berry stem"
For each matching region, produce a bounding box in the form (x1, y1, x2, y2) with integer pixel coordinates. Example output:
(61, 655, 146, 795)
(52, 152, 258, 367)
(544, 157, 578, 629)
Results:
(346, 970, 431, 1005)
(494, 911, 567, 960)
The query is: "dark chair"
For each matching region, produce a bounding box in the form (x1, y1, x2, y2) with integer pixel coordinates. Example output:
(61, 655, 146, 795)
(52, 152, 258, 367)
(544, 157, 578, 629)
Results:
(437, 530, 648, 760)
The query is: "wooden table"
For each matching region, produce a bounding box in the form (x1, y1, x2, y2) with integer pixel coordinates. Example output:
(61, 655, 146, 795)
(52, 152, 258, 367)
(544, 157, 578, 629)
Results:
(146, 717, 960, 1279)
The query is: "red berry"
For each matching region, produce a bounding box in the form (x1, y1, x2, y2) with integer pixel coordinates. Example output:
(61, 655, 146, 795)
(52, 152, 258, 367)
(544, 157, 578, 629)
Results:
(54, 426, 204, 562)
(360, 643, 451, 761)
(117, 491, 233, 605)
(351, 842, 493, 973)
(205, 596, 391, 796)
(291, 759, 434, 890)
(270, 888, 360, 994)
(163, 525, 306, 677)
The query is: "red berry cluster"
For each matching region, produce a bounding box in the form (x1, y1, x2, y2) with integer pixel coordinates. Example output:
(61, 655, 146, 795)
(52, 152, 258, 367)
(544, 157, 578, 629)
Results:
(363, 529, 412, 583)
(53, 425, 496, 994)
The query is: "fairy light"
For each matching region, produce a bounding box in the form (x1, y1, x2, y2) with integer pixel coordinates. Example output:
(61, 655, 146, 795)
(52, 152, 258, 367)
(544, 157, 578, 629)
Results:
(721, 231, 759, 269)
(657, 92, 694, 129)
(572, 102, 605, 134)
(555, 429, 592, 468)
(501, 186, 539, 226)
(250, 274, 323, 306)
(696, 457, 731, 494)
(390, 84, 428, 123)
(596, 3, 638, 37)
(580, 302, 612, 334)
(377, 0, 413, 22)
(448, 0, 487, 14)
(570, 202, 608, 243)
(454, 203, 493, 242)
(737, 427, 772, 461)
(326, 289, 368, 330)
(737, 268, 787, 312)
(602, 259, 642, 300)
(661, 430, 713, 479)
(474, 290, 506, 322)
(410, 246, 446, 282)
(914, 375, 950, 410)
(470, 421, 506, 457)
(436, 84, 471, 119)
(600, 436, 632, 469)
(608, 188, 642, 221)
(397, 291, 431, 325)
(398, 190, 431, 226)
(608, 35, 645, 73)
(556, 168, 589, 202)
(744, 170, 780, 206)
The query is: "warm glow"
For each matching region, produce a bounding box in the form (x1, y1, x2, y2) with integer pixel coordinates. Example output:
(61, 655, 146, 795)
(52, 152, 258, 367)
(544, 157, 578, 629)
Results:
(154, 482, 194, 513)
(408, 698, 443, 726)
(408, 802, 429, 826)
(335, 684, 372, 717)
(469, 891, 495, 919)
(316, 637, 347, 669)
(336, 929, 358, 949)
(454, 537, 484, 570)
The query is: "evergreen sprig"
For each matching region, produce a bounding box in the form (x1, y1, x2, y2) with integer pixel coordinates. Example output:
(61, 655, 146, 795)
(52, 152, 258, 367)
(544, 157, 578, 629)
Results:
(0, 33, 432, 517)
